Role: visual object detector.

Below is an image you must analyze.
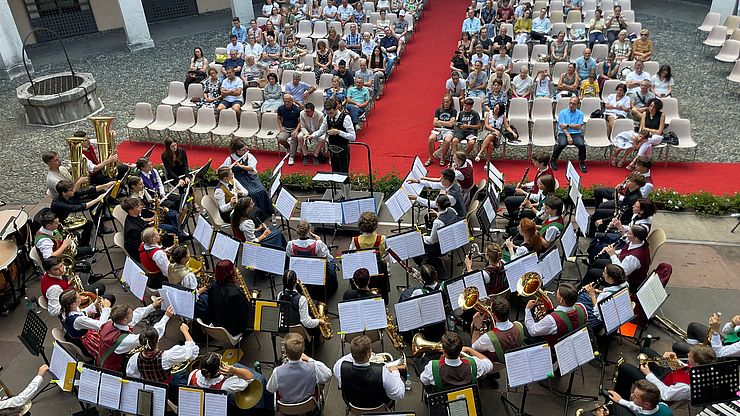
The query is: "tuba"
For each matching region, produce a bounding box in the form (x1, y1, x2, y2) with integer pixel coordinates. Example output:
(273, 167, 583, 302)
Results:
(63, 136, 90, 231)
(516, 272, 554, 321)
(411, 333, 443, 356)
(235, 378, 264, 410)
(88, 116, 117, 178)
(297, 279, 332, 340)
(459, 286, 495, 333)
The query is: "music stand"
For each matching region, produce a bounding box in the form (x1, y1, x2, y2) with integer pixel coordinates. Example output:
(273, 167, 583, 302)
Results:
(595, 287, 635, 390)
(548, 326, 599, 416)
(18, 309, 49, 364)
(247, 299, 290, 365)
(689, 360, 740, 407)
(428, 384, 482, 416)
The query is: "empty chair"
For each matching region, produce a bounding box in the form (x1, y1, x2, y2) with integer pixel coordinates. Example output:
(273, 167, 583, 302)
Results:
(306, 90, 325, 112)
(713, 39, 740, 68)
(368, 11, 380, 25)
(583, 118, 612, 156)
(126, 102, 154, 140)
(569, 43, 586, 62)
(507, 97, 530, 122)
(147, 104, 175, 137)
(255, 112, 281, 149)
(565, 10, 582, 29)
(724, 15, 740, 37)
(299, 37, 314, 53)
(661, 97, 679, 124)
(180, 83, 204, 107)
(625, 22, 642, 37)
(583, 0, 596, 12)
(363, 1, 375, 12)
(552, 61, 570, 80)
(244, 87, 264, 113)
(664, 118, 697, 163)
(702, 25, 728, 53)
(550, 10, 564, 23)
(300, 71, 317, 87)
(190, 107, 217, 143)
(161, 81, 187, 105)
(621, 10, 634, 23)
(531, 44, 549, 63)
(601, 79, 622, 99)
(301, 54, 314, 71)
(233, 111, 260, 140)
(317, 73, 335, 92)
(512, 44, 529, 65)
(731, 29, 740, 41)
(167, 107, 195, 142)
(531, 119, 556, 149)
(697, 12, 721, 36)
(569, 23, 587, 41)
(610, 118, 634, 141)
(583, 10, 595, 26)
(533, 0, 548, 13)
(211, 109, 239, 144)
(281, 69, 297, 87)
(311, 21, 328, 39)
(591, 43, 609, 61)
(617, 0, 631, 10)
(601, 0, 613, 12)
(581, 97, 602, 122)
(642, 61, 660, 76)
(296, 20, 313, 38)
(551, 22, 567, 38)
(550, 0, 564, 12)
(725, 60, 740, 93)
(503, 117, 532, 159)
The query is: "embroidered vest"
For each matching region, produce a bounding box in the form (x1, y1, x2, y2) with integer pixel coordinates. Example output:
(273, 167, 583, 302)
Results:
(189, 371, 226, 390)
(431, 356, 477, 391)
(138, 349, 173, 383)
(546, 304, 588, 346)
(40, 272, 69, 299)
(98, 321, 130, 371)
(484, 322, 525, 363)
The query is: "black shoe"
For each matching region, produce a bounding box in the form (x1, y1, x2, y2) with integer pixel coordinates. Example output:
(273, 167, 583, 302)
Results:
(180, 234, 194, 241)
(550, 159, 558, 171)
(579, 161, 588, 173)
(88, 273, 104, 285)
(99, 225, 114, 234)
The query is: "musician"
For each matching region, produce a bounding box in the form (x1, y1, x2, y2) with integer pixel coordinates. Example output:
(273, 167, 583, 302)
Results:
(52, 179, 112, 243)
(266, 333, 333, 404)
(583, 224, 650, 290)
(342, 268, 376, 300)
(97, 299, 171, 371)
(606, 380, 674, 416)
(471, 297, 525, 363)
(161, 137, 199, 211)
(188, 352, 267, 411)
(333, 335, 405, 408)
(168, 246, 202, 290)
(519, 195, 565, 244)
(0, 364, 49, 415)
(74, 130, 125, 185)
(59, 288, 111, 358)
(127, 176, 184, 238)
(222, 138, 272, 215)
(136, 157, 181, 210)
(413, 195, 458, 265)
(451, 152, 475, 207)
(506, 175, 556, 228)
(588, 172, 646, 238)
(502, 151, 554, 216)
(308, 97, 356, 199)
(126, 322, 199, 386)
(466, 243, 507, 295)
(348, 211, 388, 302)
(420, 332, 494, 391)
(504, 218, 547, 261)
(407, 168, 467, 219)
(34, 210, 92, 260)
(286, 220, 338, 298)
(214, 166, 248, 223)
(43, 150, 86, 198)
(122, 197, 151, 260)
(138, 227, 171, 289)
(230, 196, 286, 248)
(613, 345, 716, 403)
(40, 256, 109, 317)
(278, 270, 322, 333)
(579, 264, 629, 329)
(593, 157, 655, 210)
(672, 313, 740, 358)
(524, 283, 587, 346)
(204, 260, 252, 337)
(587, 199, 656, 264)
(410, 264, 441, 297)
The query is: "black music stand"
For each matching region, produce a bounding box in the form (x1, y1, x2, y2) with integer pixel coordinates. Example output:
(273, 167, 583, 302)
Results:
(501, 385, 532, 416)
(245, 299, 290, 365)
(428, 384, 482, 416)
(690, 360, 740, 407)
(18, 309, 49, 364)
(547, 326, 599, 416)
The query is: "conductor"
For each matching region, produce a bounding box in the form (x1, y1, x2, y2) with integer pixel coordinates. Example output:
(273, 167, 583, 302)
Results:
(309, 97, 356, 199)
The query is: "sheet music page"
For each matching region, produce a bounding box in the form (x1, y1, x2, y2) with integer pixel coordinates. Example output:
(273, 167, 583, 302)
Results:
(569, 182, 582, 204)
(572, 327, 595, 366)
(210, 233, 239, 262)
(193, 215, 213, 251)
(538, 248, 563, 286)
(312, 172, 348, 183)
(402, 175, 424, 196)
(504, 349, 533, 387)
(338, 301, 364, 334)
(242, 243, 286, 275)
(301, 201, 342, 224)
(178, 387, 204, 416)
(386, 188, 413, 222)
(612, 288, 634, 327)
(445, 278, 466, 310)
(527, 344, 555, 382)
(575, 198, 590, 236)
(119, 380, 143, 415)
(448, 399, 471, 416)
(566, 161, 581, 188)
(483, 197, 496, 223)
(600, 296, 621, 333)
(357, 197, 377, 216)
(420, 292, 447, 326)
(362, 297, 389, 331)
(270, 172, 281, 198)
(637, 273, 667, 319)
(341, 200, 361, 225)
(289, 257, 326, 285)
(394, 298, 423, 332)
(276, 188, 297, 219)
(504, 253, 539, 293)
(387, 231, 425, 261)
(240, 242, 259, 271)
(341, 250, 379, 280)
(272, 154, 289, 178)
(561, 223, 577, 257)
(554, 336, 579, 375)
(411, 156, 428, 180)
(438, 220, 469, 254)
(464, 271, 488, 300)
(259, 303, 281, 332)
(486, 162, 504, 182)
(204, 392, 228, 416)
(50, 342, 76, 381)
(98, 372, 123, 410)
(143, 385, 167, 416)
(77, 367, 101, 404)
(123, 256, 147, 301)
(161, 285, 196, 319)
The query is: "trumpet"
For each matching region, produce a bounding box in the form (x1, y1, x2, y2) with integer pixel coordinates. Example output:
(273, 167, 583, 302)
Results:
(575, 402, 612, 416)
(637, 353, 688, 370)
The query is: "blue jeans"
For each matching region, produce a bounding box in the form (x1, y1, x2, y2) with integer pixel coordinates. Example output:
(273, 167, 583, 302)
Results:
(589, 32, 606, 48)
(467, 89, 486, 98)
(385, 56, 395, 78)
(346, 103, 366, 123)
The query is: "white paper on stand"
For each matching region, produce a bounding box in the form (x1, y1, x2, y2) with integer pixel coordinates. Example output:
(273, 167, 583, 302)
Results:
(123, 257, 147, 301)
(275, 188, 298, 219)
(504, 253, 539, 293)
(385, 231, 425, 261)
(210, 232, 240, 262)
(341, 250, 379, 279)
(289, 257, 326, 285)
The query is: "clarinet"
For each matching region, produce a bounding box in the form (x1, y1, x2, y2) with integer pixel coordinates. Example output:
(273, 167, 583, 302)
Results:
(386, 248, 423, 285)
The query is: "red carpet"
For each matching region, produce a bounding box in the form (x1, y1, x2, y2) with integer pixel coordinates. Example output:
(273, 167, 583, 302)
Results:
(116, 0, 740, 196)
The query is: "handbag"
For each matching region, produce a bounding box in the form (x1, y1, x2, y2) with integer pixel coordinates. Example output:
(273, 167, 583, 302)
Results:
(590, 109, 604, 119)
(662, 131, 679, 145)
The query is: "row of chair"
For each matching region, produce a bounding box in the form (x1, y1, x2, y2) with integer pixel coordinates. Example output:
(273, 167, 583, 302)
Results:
(695, 12, 740, 94)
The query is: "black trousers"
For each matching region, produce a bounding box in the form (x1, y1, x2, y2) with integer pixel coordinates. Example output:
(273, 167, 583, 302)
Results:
(588, 208, 616, 238)
(594, 187, 617, 209)
(330, 144, 350, 174)
(583, 258, 611, 288)
(614, 347, 672, 398)
(530, 31, 548, 44)
(672, 322, 708, 357)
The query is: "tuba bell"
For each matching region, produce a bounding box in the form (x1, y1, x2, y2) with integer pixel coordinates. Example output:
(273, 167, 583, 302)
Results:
(516, 272, 554, 321)
(459, 286, 495, 333)
(63, 136, 90, 231)
(411, 333, 443, 356)
(88, 116, 117, 178)
(235, 378, 264, 409)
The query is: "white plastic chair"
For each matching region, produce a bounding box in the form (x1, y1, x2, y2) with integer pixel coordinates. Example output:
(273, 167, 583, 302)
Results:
(555, 97, 570, 115)
(299, 37, 314, 53)
(147, 104, 175, 139)
(211, 109, 238, 145)
(507, 97, 529, 122)
(311, 21, 328, 39)
(643, 61, 660, 76)
(300, 71, 317, 87)
(317, 73, 335, 92)
(569, 44, 586, 63)
(625, 22, 642, 37)
(663, 118, 697, 165)
(531, 44, 549, 63)
(565, 10, 582, 29)
(281, 69, 297, 87)
(725, 60, 740, 94)
(617, 0, 631, 10)
(512, 44, 529, 66)
(697, 12, 721, 37)
(255, 112, 281, 149)
(190, 107, 217, 144)
(702, 25, 728, 53)
(550, 10, 564, 23)
(600, 79, 622, 100)
(531, 119, 556, 149)
(181, 83, 204, 107)
(503, 117, 532, 159)
(306, 91, 325, 112)
(550, 0, 564, 12)
(531, 61, 550, 75)
(661, 97, 679, 124)
(531, 97, 554, 122)
(552, 61, 570, 81)
(713, 39, 740, 69)
(296, 20, 313, 38)
(610, 118, 634, 141)
(244, 87, 264, 113)
(621, 10, 634, 23)
(569, 23, 587, 42)
(724, 15, 740, 37)
(168, 107, 195, 143)
(126, 102, 154, 140)
(583, 118, 612, 157)
(161, 81, 187, 105)
(581, 97, 602, 122)
(592, 43, 609, 62)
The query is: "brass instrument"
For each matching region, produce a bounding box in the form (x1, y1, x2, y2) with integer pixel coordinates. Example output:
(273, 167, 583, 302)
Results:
(235, 378, 264, 409)
(575, 402, 612, 416)
(385, 308, 406, 351)
(69, 272, 97, 308)
(88, 116, 117, 178)
(459, 287, 495, 333)
(58, 225, 79, 269)
(186, 256, 212, 287)
(653, 315, 688, 339)
(369, 352, 406, 368)
(64, 136, 90, 231)
(613, 355, 625, 383)
(467, 243, 481, 260)
(152, 192, 180, 250)
(0, 376, 33, 416)
(637, 353, 687, 371)
(703, 312, 721, 346)
(516, 272, 554, 321)
(297, 279, 332, 340)
(411, 333, 443, 356)
(234, 267, 261, 301)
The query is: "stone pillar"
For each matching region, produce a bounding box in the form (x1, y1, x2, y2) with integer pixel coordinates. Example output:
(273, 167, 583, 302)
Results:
(0, 0, 32, 80)
(116, 0, 155, 52)
(231, 0, 255, 23)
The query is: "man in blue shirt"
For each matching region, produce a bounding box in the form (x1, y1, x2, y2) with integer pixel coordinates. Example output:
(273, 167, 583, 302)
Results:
(551, 96, 587, 173)
(345, 77, 371, 127)
(231, 17, 246, 43)
(379, 27, 398, 78)
(277, 94, 304, 166)
(461, 8, 482, 36)
(531, 8, 552, 44)
(574, 48, 596, 81)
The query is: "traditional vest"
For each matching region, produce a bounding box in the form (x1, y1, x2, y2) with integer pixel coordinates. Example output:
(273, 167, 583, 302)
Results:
(64, 313, 100, 357)
(138, 349, 173, 383)
(34, 229, 63, 253)
(139, 243, 164, 289)
(539, 216, 565, 236)
(274, 360, 319, 404)
(82, 145, 100, 165)
(483, 322, 524, 363)
(353, 234, 383, 253)
(140, 171, 160, 194)
(98, 321, 130, 371)
(619, 243, 650, 289)
(327, 113, 350, 147)
(290, 239, 318, 257)
(232, 224, 246, 242)
(437, 208, 458, 227)
(662, 367, 691, 388)
(40, 272, 69, 299)
(339, 361, 390, 408)
(189, 371, 226, 390)
(546, 304, 588, 346)
(168, 263, 190, 286)
(457, 162, 474, 191)
(430, 356, 477, 391)
(532, 167, 554, 194)
(278, 290, 302, 326)
(219, 181, 236, 203)
(483, 262, 507, 294)
(448, 182, 467, 218)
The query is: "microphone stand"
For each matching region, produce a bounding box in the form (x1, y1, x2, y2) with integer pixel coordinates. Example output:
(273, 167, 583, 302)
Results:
(90, 196, 117, 278)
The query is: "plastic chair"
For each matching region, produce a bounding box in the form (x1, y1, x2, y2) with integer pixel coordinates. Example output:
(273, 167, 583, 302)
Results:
(37, 295, 48, 310)
(696, 12, 721, 37)
(550, 10, 564, 23)
(583, 10, 595, 25)
(311, 21, 328, 39)
(299, 37, 314, 53)
(161, 81, 187, 105)
(583, 118, 612, 157)
(296, 20, 313, 38)
(368, 12, 380, 25)
(244, 87, 264, 113)
(306, 91, 325, 112)
(300, 71, 317, 87)
(328, 21, 343, 36)
(363, 1, 375, 12)
(621, 10, 634, 23)
(531, 44, 549, 63)
(346, 402, 391, 415)
(569, 23, 587, 42)
(625, 22, 642, 37)
(565, 10, 582, 29)
(660, 97, 679, 124)
(281, 69, 297, 87)
(600, 79, 622, 100)
(200, 195, 229, 229)
(601, 0, 613, 12)
(255, 112, 281, 150)
(147, 104, 175, 139)
(610, 118, 634, 140)
(646, 228, 667, 262)
(555, 97, 570, 115)
(503, 117, 532, 159)
(580, 97, 602, 122)
(256, 17, 268, 26)
(592, 43, 609, 62)
(552, 61, 570, 81)
(583, 0, 596, 12)
(617, 0, 631, 10)
(181, 83, 204, 107)
(507, 97, 529, 122)
(168, 107, 196, 142)
(126, 102, 154, 140)
(233, 112, 260, 140)
(618, 60, 635, 73)
(276, 397, 321, 415)
(317, 73, 335, 92)
(551, 22, 567, 39)
(531, 61, 550, 75)
(531, 119, 556, 149)
(642, 61, 659, 76)
(211, 109, 239, 145)
(702, 25, 728, 53)
(664, 118, 698, 164)
(214, 47, 228, 64)
(51, 328, 94, 363)
(724, 15, 740, 37)
(360, 23, 375, 35)
(725, 60, 740, 94)
(190, 107, 217, 145)
(569, 43, 586, 63)
(713, 39, 740, 69)
(196, 318, 242, 351)
(113, 232, 126, 252)
(512, 44, 529, 66)
(531, 97, 554, 122)
(550, 0, 564, 12)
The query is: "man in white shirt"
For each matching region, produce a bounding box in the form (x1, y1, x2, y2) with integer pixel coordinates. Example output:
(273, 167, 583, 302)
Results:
(0, 365, 48, 414)
(322, 0, 338, 20)
(299, 103, 328, 165)
(531, 7, 552, 44)
(360, 32, 377, 57)
(98, 300, 169, 370)
(625, 60, 651, 98)
(524, 283, 587, 346)
(332, 41, 359, 70)
(243, 34, 264, 60)
(471, 296, 525, 363)
(43, 150, 85, 198)
(337, 0, 354, 25)
(226, 34, 245, 58)
(420, 332, 493, 391)
(126, 321, 199, 384)
(605, 380, 673, 416)
(267, 333, 332, 403)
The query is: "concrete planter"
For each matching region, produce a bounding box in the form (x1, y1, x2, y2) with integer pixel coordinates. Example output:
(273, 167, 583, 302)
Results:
(16, 72, 104, 126)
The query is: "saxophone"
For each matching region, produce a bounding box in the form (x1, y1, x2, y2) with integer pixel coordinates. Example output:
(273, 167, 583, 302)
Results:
(297, 279, 333, 340)
(234, 267, 261, 301)
(385, 308, 406, 351)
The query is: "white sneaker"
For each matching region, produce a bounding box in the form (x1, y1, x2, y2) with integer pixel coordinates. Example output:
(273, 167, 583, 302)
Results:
(288, 156, 295, 166)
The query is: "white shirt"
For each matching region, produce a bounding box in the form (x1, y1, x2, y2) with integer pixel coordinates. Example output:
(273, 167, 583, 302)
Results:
(0, 375, 43, 411)
(298, 294, 320, 328)
(311, 112, 357, 142)
(471, 321, 514, 353)
(422, 208, 458, 245)
(126, 340, 200, 378)
(35, 227, 58, 259)
(711, 323, 740, 357)
(618, 399, 669, 415)
(239, 219, 260, 243)
(592, 282, 629, 321)
(244, 43, 264, 59)
(626, 70, 651, 95)
(214, 180, 248, 214)
(322, 5, 338, 18)
(188, 369, 249, 394)
(143, 243, 170, 277)
(44, 273, 97, 317)
(66, 308, 111, 331)
(411, 283, 440, 298)
(46, 167, 73, 198)
(610, 241, 645, 278)
(226, 42, 245, 57)
(140, 169, 166, 197)
(645, 371, 690, 402)
(361, 39, 377, 57)
(420, 355, 494, 386)
(332, 353, 405, 401)
(266, 358, 333, 394)
(114, 305, 169, 354)
(333, 48, 359, 66)
(286, 238, 334, 261)
(413, 180, 458, 209)
(605, 94, 631, 118)
(525, 305, 581, 337)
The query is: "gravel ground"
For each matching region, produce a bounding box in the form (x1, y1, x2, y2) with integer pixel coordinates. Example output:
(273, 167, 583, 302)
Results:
(0, 5, 737, 204)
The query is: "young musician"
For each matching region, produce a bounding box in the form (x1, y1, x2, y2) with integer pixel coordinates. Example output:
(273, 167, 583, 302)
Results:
(584, 224, 650, 290)
(520, 195, 564, 244)
(606, 380, 674, 416)
(43, 150, 85, 198)
(342, 268, 376, 300)
(410, 264, 441, 297)
(594, 157, 655, 210)
(0, 364, 49, 415)
(34, 210, 87, 260)
(452, 152, 475, 207)
(168, 246, 201, 290)
(407, 168, 467, 219)
(266, 333, 333, 404)
(420, 331, 494, 391)
(51, 179, 112, 242)
(471, 297, 525, 363)
(588, 172, 646, 238)
(122, 197, 151, 260)
(204, 260, 252, 337)
(136, 157, 181, 210)
(160, 137, 198, 211)
(221, 138, 272, 215)
(230, 196, 286, 248)
(465, 243, 507, 295)
(524, 282, 587, 346)
(414, 194, 459, 263)
(504, 218, 547, 261)
(74, 130, 125, 185)
(188, 352, 262, 410)
(613, 345, 716, 403)
(138, 227, 171, 289)
(506, 175, 556, 227)
(502, 151, 554, 215)
(278, 269, 322, 331)
(333, 335, 405, 408)
(587, 198, 656, 264)
(59, 288, 111, 357)
(126, 322, 199, 385)
(40, 256, 109, 317)
(347, 211, 388, 302)
(213, 166, 248, 223)
(98, 300, 171, 371)
(673, 313, 740, 358)
(127, 176, 183, 237)
(579, 264, 629, 329)
(286, 220, 338, 298)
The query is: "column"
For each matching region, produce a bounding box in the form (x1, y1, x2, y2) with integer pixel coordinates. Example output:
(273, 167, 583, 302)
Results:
(231, 0, 255, 23)
(116, 0, 154, 52)
(0, 0, 32, 80)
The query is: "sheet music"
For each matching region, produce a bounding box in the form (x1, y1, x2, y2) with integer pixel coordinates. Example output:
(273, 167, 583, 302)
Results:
(575, 198, 590, 236)
(446, 279, 466, 310)
(288, 257, 326, 285)
(210, 232, 239, 262)
(528, 344, 555, 383)
(98, 372, 123, 410)
(272, 154, 289, 178)
(362, 297, 388, 330)
(77, 367, 101, 404)
(385, 187, 413, 222)
(504, 349, 533, 388)
(437, 220, 469, 254)
(341, 197, 377, 224)
(600, 288, 634, 332)
(554, 336, 579, 376)
(178, 387, 204, 416)
(123, 256, 147, 301)
(572, 328, 595, 366)
(385, 231, 425, 261)
(193, 215, 213, 251)
(50, 342, 76, 383)
(338, 301, 364, 334)
(411, 156, 428, 180)
(486, 164, 504, 191)
(538, 248, 563, 286)
(561, 223, 578, 257)
(159, 284, 196, 319)
(504, 253, 539, 293)
(301, 201, 342, 224)
(555, 327, 594, 375)
(402, 177, 424, 196)
(275, 188, 297, 219)
(312, 172, 348, 183)
(394, 298, 423, 332)
(338, 297, 387, 333)
(241, 243, 286, 275)
(569, 181, 582, 204)
(419, 292, 447, 326)
(566, 161, 581, 188)
(464, 271, 488, 300)
(204, 392, 228, 416)
(270, 172, 281, 198)
(143, 384, 167, 416)
(258, 303, 281, 332)
(448, 399, 470, 416)
(341, 250, 379, 279)
(482, 197, 496, 223)
(636, 272, 668, 319)
(119, 380, 143, 415)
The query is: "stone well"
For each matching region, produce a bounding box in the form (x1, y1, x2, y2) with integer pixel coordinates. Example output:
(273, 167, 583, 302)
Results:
(16, 72, 104, 126)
